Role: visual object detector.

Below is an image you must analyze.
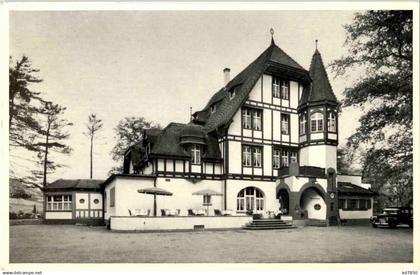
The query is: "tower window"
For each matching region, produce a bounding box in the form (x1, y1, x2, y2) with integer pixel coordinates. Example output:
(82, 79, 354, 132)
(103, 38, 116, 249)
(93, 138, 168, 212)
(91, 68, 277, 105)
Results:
(281, 114, 290, 135)
(290, 151, 298, 163)
(299, 115, 307, 135)
(310, 112, 324, 132)
(328, 112, 336, 132)
(229, 89, 236, 100)
(191, 144, 201, 165)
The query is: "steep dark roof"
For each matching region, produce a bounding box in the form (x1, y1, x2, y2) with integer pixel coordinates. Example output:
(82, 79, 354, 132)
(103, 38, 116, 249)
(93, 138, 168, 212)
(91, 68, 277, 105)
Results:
(299, 49, 338, 107)
(338, 182, 376, 196)
(150, 122, 221, 161)
(43, 179, 103, 191)
(194, 40, 309, 132)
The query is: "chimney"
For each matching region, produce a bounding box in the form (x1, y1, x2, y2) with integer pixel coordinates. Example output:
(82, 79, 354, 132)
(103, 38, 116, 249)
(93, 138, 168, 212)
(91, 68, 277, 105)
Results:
(223, 68, 231, 85)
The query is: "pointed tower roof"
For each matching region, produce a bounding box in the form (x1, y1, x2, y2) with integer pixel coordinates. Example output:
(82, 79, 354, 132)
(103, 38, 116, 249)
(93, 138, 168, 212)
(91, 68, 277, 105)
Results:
(193, 38, 310, 132)
(299, 47, 338, 108)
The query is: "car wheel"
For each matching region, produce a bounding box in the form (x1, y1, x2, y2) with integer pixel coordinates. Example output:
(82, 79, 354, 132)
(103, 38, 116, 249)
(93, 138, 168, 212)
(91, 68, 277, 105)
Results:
(389, 221, 397, 229)
(372, 223, 377, 228)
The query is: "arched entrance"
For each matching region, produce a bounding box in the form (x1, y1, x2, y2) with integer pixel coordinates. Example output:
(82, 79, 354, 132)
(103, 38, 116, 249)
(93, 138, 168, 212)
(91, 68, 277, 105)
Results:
(236, 187, 265, 213)
(277, 189, 289, 214)
(299, 187, 326, 220)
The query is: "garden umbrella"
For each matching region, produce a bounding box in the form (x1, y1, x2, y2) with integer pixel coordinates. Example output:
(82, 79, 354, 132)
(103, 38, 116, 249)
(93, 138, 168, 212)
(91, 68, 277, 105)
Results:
(192, 189, 223, 216)
(138, 187, 173, 216)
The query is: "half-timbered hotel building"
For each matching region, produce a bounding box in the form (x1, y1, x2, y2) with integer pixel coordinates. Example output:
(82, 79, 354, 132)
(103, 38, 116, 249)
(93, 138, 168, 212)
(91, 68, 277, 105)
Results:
(43, 36, 375, 228)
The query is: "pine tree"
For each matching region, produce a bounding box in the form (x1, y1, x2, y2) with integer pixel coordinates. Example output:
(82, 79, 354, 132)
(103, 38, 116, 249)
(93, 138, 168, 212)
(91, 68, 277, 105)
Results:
(84, 114, 103, 179)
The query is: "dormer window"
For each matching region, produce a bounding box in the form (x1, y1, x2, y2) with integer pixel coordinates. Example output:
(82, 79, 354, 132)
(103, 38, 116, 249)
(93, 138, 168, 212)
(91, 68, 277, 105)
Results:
(229, 89, 236, 100)
(272, 76, 289, 100)
(191, 144, 201, 165)
(210, 104, 216, 113)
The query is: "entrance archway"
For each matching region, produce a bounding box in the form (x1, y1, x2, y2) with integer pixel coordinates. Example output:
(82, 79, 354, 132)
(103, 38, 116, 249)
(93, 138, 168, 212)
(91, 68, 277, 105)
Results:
(277, 189, 289, 214)
(299, 187, 326, 220)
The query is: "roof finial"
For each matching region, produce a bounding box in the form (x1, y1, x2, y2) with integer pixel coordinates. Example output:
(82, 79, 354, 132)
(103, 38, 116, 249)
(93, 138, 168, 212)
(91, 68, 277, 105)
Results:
(315, 39, 318, 50)
(189, 107, 192, 122)
(270, 28, 275, 45)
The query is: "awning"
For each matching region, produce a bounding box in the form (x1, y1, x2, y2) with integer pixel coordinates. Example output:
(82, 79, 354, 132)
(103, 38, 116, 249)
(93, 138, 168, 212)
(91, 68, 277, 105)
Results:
(192, 189, 223, 196)
(138, 187, 173, 196)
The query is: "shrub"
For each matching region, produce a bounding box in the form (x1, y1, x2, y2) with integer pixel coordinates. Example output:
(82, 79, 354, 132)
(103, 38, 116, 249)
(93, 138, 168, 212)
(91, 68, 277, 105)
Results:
(9, 212, 17, 219)
(24, 213, 32, 219)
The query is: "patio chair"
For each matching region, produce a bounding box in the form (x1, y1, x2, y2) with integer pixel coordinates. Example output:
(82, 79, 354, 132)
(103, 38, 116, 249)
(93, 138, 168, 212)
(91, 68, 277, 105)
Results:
(214, 209, 222, 216)
(161, 209, 166, 216)
(147, 209, 151, 216)
(128, 209, 133, 216)
(188, 209, 195, 216)
(176, 209, 181, 216)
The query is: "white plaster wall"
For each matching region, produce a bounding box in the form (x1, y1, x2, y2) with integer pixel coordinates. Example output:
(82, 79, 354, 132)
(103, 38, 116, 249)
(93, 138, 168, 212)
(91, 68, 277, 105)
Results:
(75, 193, 88, 209)
(90, 193, 102, 210)
(300, 188, 326, 220)
(300, 145, 337, 170)
(263, 145, 272, 176)
(228, 140, 241, 174)
(111, 216, 252, 231)
(157, 159, 165, 171)
(290, 81, 299, 109)
(340, 207, 373, 219)
(225, 179, 279, 213)
(281, 99, 289, 107)
(175, 160, 183, 172)
(273, 110, 280, 141)
(290, 113, 298, 143)
(191, 165, 201, 173)
(282, 176, 327, 193)
(248, 77, 262, 102)
(115, 177, 155, 216)
(263, 109, 272, 140)
(228, 109, 242, 136)
(45, 212, 72, 219)
(262, 74, 272, 103)
(104, 180, 116, 220)
(143, 164, 153, 174)
(156, 178, 223, 216)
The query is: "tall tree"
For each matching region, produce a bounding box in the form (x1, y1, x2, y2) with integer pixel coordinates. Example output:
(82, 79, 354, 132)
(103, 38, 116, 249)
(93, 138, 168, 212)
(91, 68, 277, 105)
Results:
(331, 11, 412, 207)
(30, 102, 73, 187)
(84, 114, 103, 179)
(109, 117, 160, 174)
(9, 56, 45, 149)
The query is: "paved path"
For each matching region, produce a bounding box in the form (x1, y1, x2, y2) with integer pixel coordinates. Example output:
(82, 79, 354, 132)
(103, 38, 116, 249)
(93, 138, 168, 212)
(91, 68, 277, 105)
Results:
(9, 225, 412, 263)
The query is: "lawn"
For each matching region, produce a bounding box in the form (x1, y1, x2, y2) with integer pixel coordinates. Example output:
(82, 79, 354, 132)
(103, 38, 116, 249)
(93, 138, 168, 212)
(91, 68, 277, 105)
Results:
(9, 224, 412, 263)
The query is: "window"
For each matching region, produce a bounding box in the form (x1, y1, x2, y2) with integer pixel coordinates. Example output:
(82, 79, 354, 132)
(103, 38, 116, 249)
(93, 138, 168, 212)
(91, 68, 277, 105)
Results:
(310, 112, 324, 132)
(281, 151, 289, 167)
(339, 198, 372, 210)
(110, 187, 115, 207)
(242, 108, 262, 131)
(242, 146, 252, 166)
(272, 77, 289, 100)
(281, 114, 290, 135)
(253, 147, 262, 167)
(290, 151, 298, 164)
(203, 195, 211, 206)
(93, 199, 100, 204)
(242, 145, 262, 168)
(272, 77, 280, 98)
(191, 144, 201, 165)
(46, 195, 72, 211)
(210, 104, 216, 113)
(314, 204, 321, 210)
(253, 110, 262, 131)
(328, 112, 336, 132)
(229, 89, 235, 99)
(281, 81, 289, 100)
(242, 108, 252, 129)
(79, 198, 85, 204)
(273, 149, 280, 168)
(299, 115, 307, 135)
(237, 187, 264, 212)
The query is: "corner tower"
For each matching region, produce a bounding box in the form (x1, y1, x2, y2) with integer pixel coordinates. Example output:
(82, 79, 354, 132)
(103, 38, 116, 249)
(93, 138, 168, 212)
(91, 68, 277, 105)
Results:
(298, 43, 339, 171)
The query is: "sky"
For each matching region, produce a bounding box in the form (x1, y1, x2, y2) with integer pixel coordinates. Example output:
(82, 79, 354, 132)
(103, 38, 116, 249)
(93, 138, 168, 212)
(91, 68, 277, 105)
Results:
(9, 10, 362, 182)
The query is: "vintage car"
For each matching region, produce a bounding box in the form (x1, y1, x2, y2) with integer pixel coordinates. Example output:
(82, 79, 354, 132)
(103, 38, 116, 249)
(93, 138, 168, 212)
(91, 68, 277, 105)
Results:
(370, 207, 413, 228)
